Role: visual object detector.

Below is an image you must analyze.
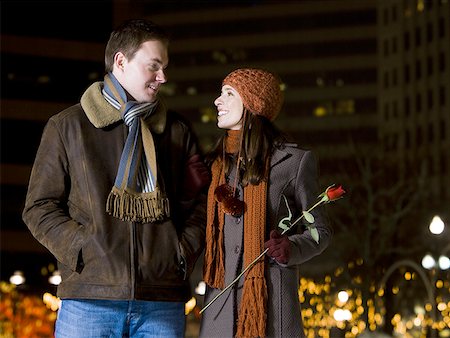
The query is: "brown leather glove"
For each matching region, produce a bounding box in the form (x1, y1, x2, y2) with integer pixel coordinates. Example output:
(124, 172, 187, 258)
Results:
(264, 229, 291, 264)
(182, 154, 211, 200)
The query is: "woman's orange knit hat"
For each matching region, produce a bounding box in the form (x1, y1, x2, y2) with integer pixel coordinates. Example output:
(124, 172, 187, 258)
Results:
(223, 68, 284, 121)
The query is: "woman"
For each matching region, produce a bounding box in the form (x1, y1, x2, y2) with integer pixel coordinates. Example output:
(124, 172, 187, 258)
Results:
(199, 68, 332, 338)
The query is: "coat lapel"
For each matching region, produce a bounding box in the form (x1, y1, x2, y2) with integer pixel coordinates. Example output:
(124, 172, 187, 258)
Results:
(270, 145, 294, 168)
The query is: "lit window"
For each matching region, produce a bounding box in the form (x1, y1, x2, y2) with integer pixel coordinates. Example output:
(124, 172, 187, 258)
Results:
(417, 0, 425, 12)
(314, 106, 327, 117)
(336, 100, 355, 114)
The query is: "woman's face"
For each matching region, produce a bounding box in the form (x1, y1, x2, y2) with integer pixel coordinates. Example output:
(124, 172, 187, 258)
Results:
(214, 85, 244, 130)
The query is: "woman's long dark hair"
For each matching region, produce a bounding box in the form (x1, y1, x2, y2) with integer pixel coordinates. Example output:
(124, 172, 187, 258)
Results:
(207, 110, 288, 186)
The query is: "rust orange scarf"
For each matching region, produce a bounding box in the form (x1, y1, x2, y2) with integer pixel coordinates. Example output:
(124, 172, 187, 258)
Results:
(204, 130, 268, 338)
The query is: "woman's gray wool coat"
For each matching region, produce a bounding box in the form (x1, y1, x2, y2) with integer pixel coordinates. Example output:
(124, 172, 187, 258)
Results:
(199, 145, 332, 338)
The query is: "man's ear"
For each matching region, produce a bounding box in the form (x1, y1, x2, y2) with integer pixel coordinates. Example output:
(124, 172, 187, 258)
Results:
(113, 52, 126, 71)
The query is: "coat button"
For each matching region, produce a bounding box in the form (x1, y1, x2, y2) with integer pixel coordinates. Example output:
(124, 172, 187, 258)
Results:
(234, 245, 240, 254)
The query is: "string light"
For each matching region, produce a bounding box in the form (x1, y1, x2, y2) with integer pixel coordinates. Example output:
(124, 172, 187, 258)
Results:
(2, 256, 448, 337)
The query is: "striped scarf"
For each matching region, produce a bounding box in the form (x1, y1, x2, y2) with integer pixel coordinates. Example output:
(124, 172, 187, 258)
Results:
(103, 72, 169, 223)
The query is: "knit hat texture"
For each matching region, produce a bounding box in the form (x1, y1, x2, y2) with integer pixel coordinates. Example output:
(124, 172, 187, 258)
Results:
(223, 68, 284, 121)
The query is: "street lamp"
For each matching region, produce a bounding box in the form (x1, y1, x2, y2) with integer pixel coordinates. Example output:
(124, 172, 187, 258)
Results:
(429, 215, 444, 235)
(421, 254, 436, 270)
(424, 215, 449, 270)
(437, 255, 450, 270)
(378, 259, 437, 338)
(421, 254, 450, 271)
(420, 216, 449, 338)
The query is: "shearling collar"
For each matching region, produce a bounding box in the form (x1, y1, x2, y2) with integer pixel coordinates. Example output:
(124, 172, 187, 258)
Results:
(80, 81, 167, 134)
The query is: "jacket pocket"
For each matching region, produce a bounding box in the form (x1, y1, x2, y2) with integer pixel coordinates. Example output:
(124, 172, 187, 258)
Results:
(67, 201, 91, 273)
(136, 220, 185, 285)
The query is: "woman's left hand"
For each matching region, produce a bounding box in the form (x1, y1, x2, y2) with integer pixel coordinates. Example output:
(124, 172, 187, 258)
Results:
(264, 229, 291, 264)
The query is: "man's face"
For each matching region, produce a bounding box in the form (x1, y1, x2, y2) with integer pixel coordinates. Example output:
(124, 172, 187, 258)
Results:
(214, 84, 244, 130)
(113, 40, 168, 103)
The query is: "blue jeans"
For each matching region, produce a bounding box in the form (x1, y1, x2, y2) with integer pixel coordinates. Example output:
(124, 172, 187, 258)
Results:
(55, 299, 185, 338)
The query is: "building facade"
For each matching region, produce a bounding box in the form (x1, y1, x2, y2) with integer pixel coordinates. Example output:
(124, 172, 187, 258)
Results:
(378, 0, 449, 215)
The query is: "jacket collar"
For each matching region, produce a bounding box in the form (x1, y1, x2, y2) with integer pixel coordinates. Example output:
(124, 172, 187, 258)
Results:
(270, 144, 296, 168)
(80, 81, 167, 134)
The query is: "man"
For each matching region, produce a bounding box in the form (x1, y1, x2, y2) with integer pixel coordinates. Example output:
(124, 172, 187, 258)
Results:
(22, 19, 209, 337)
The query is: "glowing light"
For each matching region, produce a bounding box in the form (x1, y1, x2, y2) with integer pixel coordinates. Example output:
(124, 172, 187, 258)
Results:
(333, 309, 352, 321)
(374, 313, 382, 323)
(334, 267, 344, 276)
(184, 297, 196, 315)
(304, 308, 313, 317)
(429, 215, 445, 234)
(413, 317, 421, 327)
(200, 107, 216, 123)
(417, 0, 425, 11)
(9, 271, 25, 285)
(48, 271, 62, 285)
(437, 302, 447, 311)
(195, 281, 206, 295)
(186, 86, 197, 95)
(414, 305, 425, 314)
(293, 261, 448, 337)
(422, 254, 436, 269)
(314, 106, 327, 117)
(438, 255, 450, 270)
(357, 306, 364, 315)
(43, 292, 61, 311)
(338, 291, 349, 303)
(201, 114, 210, 123)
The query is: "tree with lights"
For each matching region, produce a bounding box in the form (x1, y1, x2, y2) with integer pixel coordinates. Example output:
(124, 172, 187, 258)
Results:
(324, 142, 429, 335)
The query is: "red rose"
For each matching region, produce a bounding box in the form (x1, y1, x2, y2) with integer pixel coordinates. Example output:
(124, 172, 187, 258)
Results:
(326, 185, 346, 201)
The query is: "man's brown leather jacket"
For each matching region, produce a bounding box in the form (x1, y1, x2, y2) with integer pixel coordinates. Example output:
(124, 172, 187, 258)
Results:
(23, 82, 206, 301)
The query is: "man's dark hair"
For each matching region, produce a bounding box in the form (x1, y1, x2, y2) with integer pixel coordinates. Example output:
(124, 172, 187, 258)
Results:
(104, 19, 170, 72)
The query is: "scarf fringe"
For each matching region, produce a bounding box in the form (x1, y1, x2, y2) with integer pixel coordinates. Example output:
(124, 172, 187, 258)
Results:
(203, 214, 225, 289)
(236, 277, 268, 338)
(106, 186, 170, 223)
